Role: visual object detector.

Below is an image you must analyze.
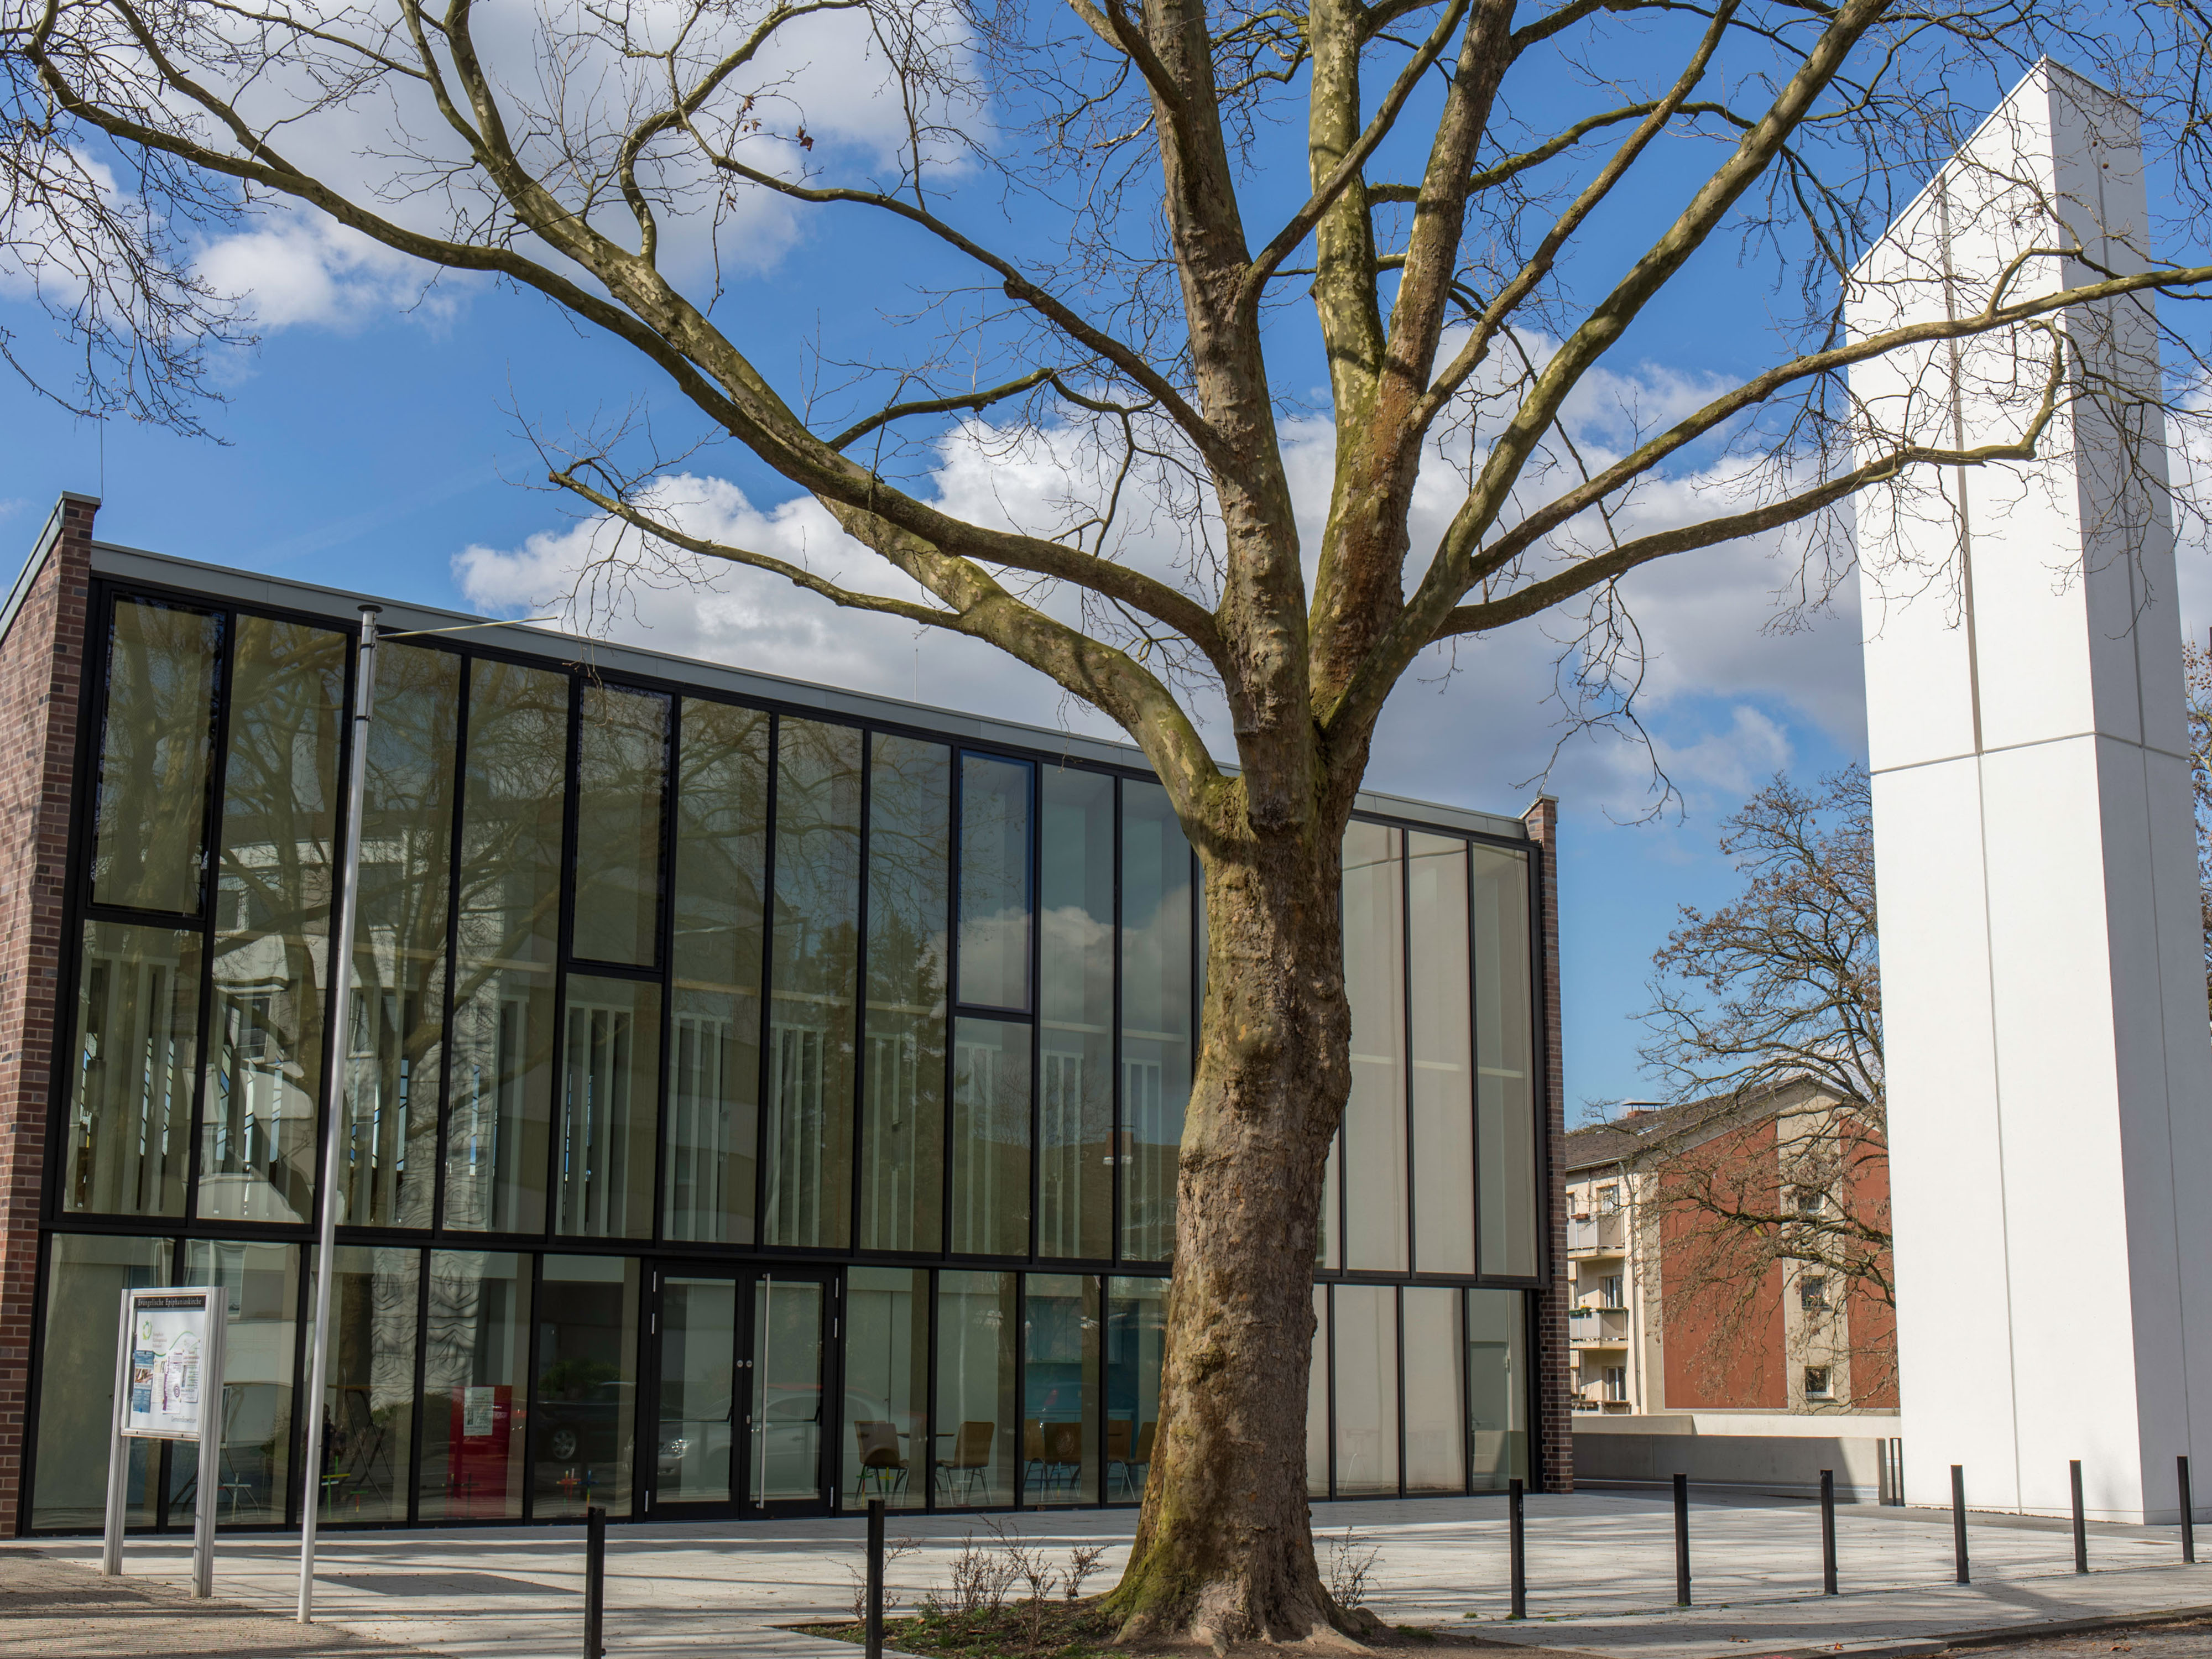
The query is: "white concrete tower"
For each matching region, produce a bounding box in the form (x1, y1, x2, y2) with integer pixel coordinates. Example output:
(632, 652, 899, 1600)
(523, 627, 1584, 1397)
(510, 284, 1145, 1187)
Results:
(1853, 61, 2212, 1522)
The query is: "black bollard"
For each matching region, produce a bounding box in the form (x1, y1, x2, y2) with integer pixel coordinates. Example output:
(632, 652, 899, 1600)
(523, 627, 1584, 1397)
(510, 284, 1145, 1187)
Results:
(1673, 1472, 1691, 1606)
(584, 1504, 606, 1659)
(867, 1497, 886, 1659)
(2071, 1460, 2088, 1574)
(2182, 1456, 2198, 1564)
(1952, 1466, 1969, 1585)
(1819, 1469, 1838, 1595)
(1508, 1478, 1527, 1620)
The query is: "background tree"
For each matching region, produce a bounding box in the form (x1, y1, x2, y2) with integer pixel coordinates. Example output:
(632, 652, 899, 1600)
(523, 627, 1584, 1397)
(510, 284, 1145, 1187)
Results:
(2185, 639, 2212, 1015)
(1635, 768, 1891, 1402)
(10, 0, 2212, 1640)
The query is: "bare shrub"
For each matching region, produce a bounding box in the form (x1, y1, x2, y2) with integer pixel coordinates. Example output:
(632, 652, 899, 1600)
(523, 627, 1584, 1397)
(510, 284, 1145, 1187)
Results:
(1323, 1527, 1380, 1609)
(1064, 1544, 1106, 1601)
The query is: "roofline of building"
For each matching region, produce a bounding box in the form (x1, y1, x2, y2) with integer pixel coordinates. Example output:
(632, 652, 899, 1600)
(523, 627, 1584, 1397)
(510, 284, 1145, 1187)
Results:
(74, 531, 1532, 842)
(1562, 1074, 1851, 1175)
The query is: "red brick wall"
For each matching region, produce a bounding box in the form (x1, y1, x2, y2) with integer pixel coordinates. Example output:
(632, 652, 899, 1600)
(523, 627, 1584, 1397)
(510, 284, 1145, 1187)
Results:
(0, 494, 95, 1535)
(1658, 1117, 1788, 1410)
(1524, 795, 1572, 1493)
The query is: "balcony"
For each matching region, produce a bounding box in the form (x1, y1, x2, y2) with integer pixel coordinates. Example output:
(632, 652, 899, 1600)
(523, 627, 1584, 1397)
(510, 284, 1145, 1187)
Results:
(1568, 1306, 1630, 1348)
(1567, 1211, 1627, 1254)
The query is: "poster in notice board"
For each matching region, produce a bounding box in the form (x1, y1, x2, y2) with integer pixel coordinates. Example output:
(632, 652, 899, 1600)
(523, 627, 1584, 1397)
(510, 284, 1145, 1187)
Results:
(121, 1289, 217, 1441)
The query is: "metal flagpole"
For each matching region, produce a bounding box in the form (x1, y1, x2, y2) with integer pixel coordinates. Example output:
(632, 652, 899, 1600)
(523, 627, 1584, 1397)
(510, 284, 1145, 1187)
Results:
(298, 603, 381, 1623)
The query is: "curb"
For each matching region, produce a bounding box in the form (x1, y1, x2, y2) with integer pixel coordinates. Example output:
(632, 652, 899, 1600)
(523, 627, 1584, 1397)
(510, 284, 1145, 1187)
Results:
(1714, 1600, 2212, 1659)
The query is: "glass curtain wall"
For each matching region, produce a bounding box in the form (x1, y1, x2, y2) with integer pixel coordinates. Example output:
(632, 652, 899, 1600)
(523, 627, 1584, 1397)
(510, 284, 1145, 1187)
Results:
(1341, 823, 1407, 1272)
(90, 599, 220, 914)
(1038, 769, 1113, 1260)
(33, 1234, 171, 1529)
(447, 660, 567, 1235)
(200, 618, 346, 1227)
(843, 1267, 929, 1510)
(935, 1270, 1016, 1506)
(1473, 847, 1539, 1277)
(172, 1239, 300, 1526)
(420, 1249, 530, 1520)
(534, 1255, 639, 1517)
(66, 922, 200, 1218)
(1105, 1276, 1165, 1502)
(1022, 1274, 1098, 1505)
(860, 737, 950, 1253)
(766, 719, 861, 1250)
(666, 700, 767, 1244)
(310, 1245, 419, 1522)
(1119, 782, 1191, 1262)
(45, 586, 1551, 1533)
(346, 643, 458, 1229)
(1408, 833, 1476, 1274)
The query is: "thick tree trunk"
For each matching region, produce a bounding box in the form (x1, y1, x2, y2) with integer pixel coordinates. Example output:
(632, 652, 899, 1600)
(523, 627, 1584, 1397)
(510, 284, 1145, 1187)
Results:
(1104, 828, 1358, 1647)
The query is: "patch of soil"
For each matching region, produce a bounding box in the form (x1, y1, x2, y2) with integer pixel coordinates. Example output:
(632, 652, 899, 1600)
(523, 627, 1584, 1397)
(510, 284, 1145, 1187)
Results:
(786, 1601, 1585, 1659)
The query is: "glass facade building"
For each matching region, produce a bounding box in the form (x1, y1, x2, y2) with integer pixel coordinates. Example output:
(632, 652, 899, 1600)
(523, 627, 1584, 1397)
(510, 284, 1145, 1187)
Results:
(11, 535, 1557, 1535)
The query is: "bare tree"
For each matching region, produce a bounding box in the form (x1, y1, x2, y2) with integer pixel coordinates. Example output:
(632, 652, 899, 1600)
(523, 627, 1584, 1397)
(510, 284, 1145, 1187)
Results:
(1635, 771, 1890, 1402)
(2186, 640, 2212, 1015)
(8, 0, 2212, 1637)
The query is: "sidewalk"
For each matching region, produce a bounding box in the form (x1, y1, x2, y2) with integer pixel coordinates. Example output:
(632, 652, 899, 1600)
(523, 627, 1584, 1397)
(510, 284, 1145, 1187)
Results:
(8, 1492, 2211, 1658)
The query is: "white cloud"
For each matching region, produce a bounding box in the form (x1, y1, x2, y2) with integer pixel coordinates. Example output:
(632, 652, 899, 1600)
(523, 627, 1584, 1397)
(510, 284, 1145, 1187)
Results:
(195, 210, 463, 331)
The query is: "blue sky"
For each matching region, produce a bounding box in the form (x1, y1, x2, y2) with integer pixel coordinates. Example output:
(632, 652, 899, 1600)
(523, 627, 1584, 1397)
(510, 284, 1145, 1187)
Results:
(1, 25, 2120, 1121)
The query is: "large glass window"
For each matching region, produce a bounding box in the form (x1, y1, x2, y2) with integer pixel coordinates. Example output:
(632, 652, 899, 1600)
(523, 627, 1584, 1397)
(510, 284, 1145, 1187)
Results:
(1409, 833, 1475, 1275)
(958, 757, 1031, 1011)
(844, 1267, 929, 1511)
(934, 1269, 1016, 1507)
(1024, 1274, 1099, 1506)
(1468, 1287, 1528, 1490)
(446, 660, 567, 1234)
(1306, 1284, 1329, 1498)
(556, 977, 660, 1239)
(534, 1255, 639, 1519)
(32, 1234, 170, 1530)
(346, 641, 458, 1230)
(200, 618, 346, 1227)
(65, 921, 200, 1218)
(860, 736, 950, 1253)
(310, 1245, 419, 1524)
(1342, 822, 1407, 1272)
(573, 685, 667, 967)
(92, 599, 220, 915)
(1474, 847, 1539, 1277)
(1119, 782, 1192, 1262)
(1332, 1284, 1398, 1498)
(1038, 768, 1113, 1260)
(952, 1018, 1030, 1256)
(765, 718, 861, 1250)
(419, 1249, 530, 1521)
(1106, 1275, 1165, 1503)
(173, 1239, 299, 1526)
(665, 698, 768, 1245)
(1402, 1285, 1466, 1493)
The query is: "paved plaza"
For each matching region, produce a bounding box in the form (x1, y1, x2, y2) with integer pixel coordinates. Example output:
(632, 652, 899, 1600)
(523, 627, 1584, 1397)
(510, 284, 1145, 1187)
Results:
(8, 1491, 2212, 1658)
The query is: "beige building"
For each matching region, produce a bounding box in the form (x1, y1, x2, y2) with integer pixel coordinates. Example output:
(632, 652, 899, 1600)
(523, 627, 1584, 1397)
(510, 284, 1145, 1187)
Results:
(1563, 1083, 1895, 1418)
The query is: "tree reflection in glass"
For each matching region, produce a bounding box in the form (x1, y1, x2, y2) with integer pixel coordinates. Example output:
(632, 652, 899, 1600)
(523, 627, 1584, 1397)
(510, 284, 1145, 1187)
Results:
(345, 643, 458, 1229)
(199, 618, 345, 1226)
(860, 735, 949, 1253)
(445, 660, 567, 1234)
(765, 718, 860, 1250)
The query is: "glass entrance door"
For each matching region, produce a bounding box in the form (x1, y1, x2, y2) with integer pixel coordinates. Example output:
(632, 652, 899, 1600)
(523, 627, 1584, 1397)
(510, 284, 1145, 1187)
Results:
(650, 1265, 837, 1517)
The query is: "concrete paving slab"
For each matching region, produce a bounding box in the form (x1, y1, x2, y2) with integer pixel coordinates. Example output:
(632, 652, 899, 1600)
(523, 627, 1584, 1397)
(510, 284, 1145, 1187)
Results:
(8, 1494, 2210, 1659)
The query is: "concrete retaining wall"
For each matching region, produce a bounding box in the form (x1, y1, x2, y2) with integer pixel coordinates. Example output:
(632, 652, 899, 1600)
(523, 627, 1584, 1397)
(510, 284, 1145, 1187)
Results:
(1573, 1414, 1901, 1501)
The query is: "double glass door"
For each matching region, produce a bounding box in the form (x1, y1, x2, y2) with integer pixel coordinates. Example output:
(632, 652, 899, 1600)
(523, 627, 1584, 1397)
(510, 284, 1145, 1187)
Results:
(651, 1265, 837, 1517)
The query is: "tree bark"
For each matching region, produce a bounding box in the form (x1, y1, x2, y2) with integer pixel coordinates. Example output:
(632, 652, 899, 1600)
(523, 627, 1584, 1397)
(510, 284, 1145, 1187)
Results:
(1105, 825, 1359, 1647)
